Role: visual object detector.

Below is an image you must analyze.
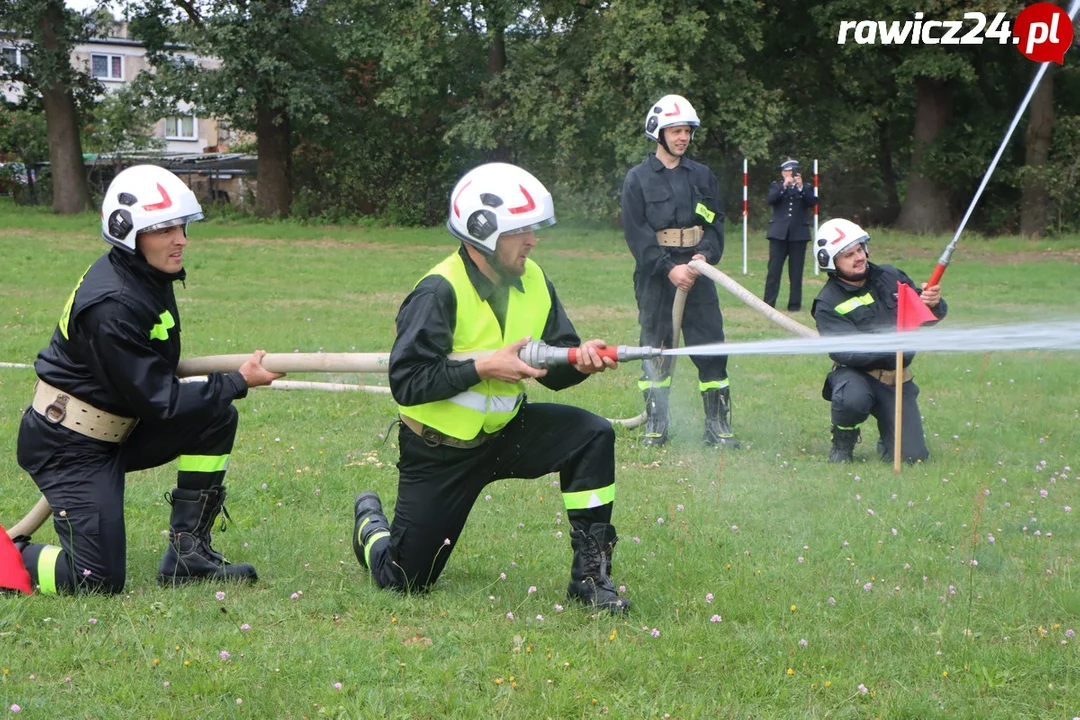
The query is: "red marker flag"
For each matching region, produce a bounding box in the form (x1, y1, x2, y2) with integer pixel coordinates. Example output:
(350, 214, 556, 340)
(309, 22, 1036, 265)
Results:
(0, 527, 33, 594)
(897, 281, 937, 332)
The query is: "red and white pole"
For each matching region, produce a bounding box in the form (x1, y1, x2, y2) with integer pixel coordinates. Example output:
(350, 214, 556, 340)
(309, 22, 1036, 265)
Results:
(813, 158, 820, 275)
(742, 158, 748, 275)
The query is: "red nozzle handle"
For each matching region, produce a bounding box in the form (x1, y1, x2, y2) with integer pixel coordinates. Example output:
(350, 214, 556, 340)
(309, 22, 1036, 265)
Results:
(927, 264, 946, 288)
(566, 346, 619, 364)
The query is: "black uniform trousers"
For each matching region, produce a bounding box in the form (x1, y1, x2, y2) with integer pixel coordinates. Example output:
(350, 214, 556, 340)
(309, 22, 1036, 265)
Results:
(828, 367, 929, 463)
(368, 402, 616, 592)
(634, 269, 728, 383)
(764, 240, 809, 311)
(16, 404, 238, 594)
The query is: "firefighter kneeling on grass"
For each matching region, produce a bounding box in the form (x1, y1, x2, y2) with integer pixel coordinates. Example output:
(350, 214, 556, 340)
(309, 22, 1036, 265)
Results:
(351, 163, 630, 613)
(811, 219, 947, 464)
(11, 165, 281, 595)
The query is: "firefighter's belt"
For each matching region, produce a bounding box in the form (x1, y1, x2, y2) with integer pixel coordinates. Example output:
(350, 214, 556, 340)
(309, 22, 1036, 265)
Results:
(865, 367, 914, 386)
(656, 226, 703, 248)
(32, 380, 136, 443)
(400, 414, 495, 450)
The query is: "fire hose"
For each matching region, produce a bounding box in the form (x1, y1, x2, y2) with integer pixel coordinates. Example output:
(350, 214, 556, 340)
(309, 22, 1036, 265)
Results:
(6, 341, 663, 540)
(688, 260, 818, 338)
(7, 269, 805, 542)
(172, 342, 663, 376)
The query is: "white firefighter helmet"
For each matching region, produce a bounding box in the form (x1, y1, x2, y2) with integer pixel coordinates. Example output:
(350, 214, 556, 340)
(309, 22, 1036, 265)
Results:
(446, 163, 556, 254)
(815, 218, 870, 272)
(644, 94, 700, 143)
(101, 165, 204, 252)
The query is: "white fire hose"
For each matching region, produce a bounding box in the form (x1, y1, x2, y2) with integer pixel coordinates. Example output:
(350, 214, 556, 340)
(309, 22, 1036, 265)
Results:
(6, 343, 659, 540)
(5, 272, 807, 542)
(689, 260, 818, 338)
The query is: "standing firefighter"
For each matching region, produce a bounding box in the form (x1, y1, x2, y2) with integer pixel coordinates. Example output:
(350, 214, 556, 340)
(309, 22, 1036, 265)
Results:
(811, 219, 947, 464)
(352, 163, 630, 613)
(11, 165, 281, 595)
(621, 94, 737, 448)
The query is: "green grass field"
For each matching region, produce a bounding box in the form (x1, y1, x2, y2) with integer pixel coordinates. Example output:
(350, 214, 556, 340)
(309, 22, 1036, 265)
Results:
(2, 198, 1079, 718)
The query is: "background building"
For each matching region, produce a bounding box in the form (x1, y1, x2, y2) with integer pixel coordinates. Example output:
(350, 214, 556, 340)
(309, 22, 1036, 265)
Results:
(2, 21, 240, 154)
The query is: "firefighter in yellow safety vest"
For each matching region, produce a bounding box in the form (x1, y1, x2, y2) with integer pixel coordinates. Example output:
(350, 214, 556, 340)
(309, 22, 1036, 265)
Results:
(352, 163, 630, 613)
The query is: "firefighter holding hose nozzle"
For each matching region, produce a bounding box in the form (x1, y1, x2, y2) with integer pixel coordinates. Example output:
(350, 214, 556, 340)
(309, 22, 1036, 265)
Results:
(352, 163, 630, 613)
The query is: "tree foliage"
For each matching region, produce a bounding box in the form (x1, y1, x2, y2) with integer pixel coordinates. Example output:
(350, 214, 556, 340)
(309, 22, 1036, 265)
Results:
(7, 0, 1080, 234)
(0, 0, 99, 213)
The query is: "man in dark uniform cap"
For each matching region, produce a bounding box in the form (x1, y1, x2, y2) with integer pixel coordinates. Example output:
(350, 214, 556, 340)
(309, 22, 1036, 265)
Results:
(764, 159, 818, 312)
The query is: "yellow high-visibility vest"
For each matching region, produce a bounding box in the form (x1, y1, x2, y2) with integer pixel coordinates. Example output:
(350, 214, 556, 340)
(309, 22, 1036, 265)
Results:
(400, 252, 551, 440)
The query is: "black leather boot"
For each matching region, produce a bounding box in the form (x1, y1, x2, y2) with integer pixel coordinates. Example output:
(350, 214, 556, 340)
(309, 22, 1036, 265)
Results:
(641, 387, 670, 447)
(158, 486, 257, 586)
(829, 426, 861, 463)
(702, 387, 740, 448)
(567, 523, 630, 614)
(352, 491, 391, 569)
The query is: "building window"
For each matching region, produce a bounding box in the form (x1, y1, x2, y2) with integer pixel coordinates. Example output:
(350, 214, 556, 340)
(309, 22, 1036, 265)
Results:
(91, 54, 123, 80)
(165, 115, 197, 140)
(2, 47, 27, 69)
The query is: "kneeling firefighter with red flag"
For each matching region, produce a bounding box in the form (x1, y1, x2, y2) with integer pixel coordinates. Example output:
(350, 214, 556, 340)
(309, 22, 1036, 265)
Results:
(811, 219, 947, 464)
(8, 165, 281, 595)
(352, 163, 630, 612)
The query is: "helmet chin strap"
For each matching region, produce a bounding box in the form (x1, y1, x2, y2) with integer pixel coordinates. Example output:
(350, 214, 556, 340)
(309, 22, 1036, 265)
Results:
(658, 129, 673, 154)
(829, 241, 870, 282)
(486, 251, 506, 274)
(463, 239, 512, 282)
(657, 126, 693, 155)
(833, 266, 868, 283)
(487, 248, 521, 282)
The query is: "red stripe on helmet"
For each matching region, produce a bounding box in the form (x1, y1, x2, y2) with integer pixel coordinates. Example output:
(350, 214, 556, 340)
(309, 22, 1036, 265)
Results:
(663, 103, 681, 117)
(141, 183, 174, 212)
(452, 180, 473, 218)
(141, 183, 174, 211)
(829, 227, 848, 245)
(507, 185, 536, 215)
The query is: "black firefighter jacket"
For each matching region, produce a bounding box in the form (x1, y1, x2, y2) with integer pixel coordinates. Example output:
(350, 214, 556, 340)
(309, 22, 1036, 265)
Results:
(34, 247, 247, 424)
(621, 153, 724, 278)
(811, 262, 948, 372)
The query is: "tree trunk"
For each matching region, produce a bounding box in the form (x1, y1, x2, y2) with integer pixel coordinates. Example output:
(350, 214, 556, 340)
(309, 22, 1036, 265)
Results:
(487, 23, 508, 162)
(1021, 65, 1054, 238)
(39, 0, 89, 214)
(875, 117, 900, 224)
(255, 102, 292, 218)
(895, 78, 953, 233)
(487, 26, 506, 76)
